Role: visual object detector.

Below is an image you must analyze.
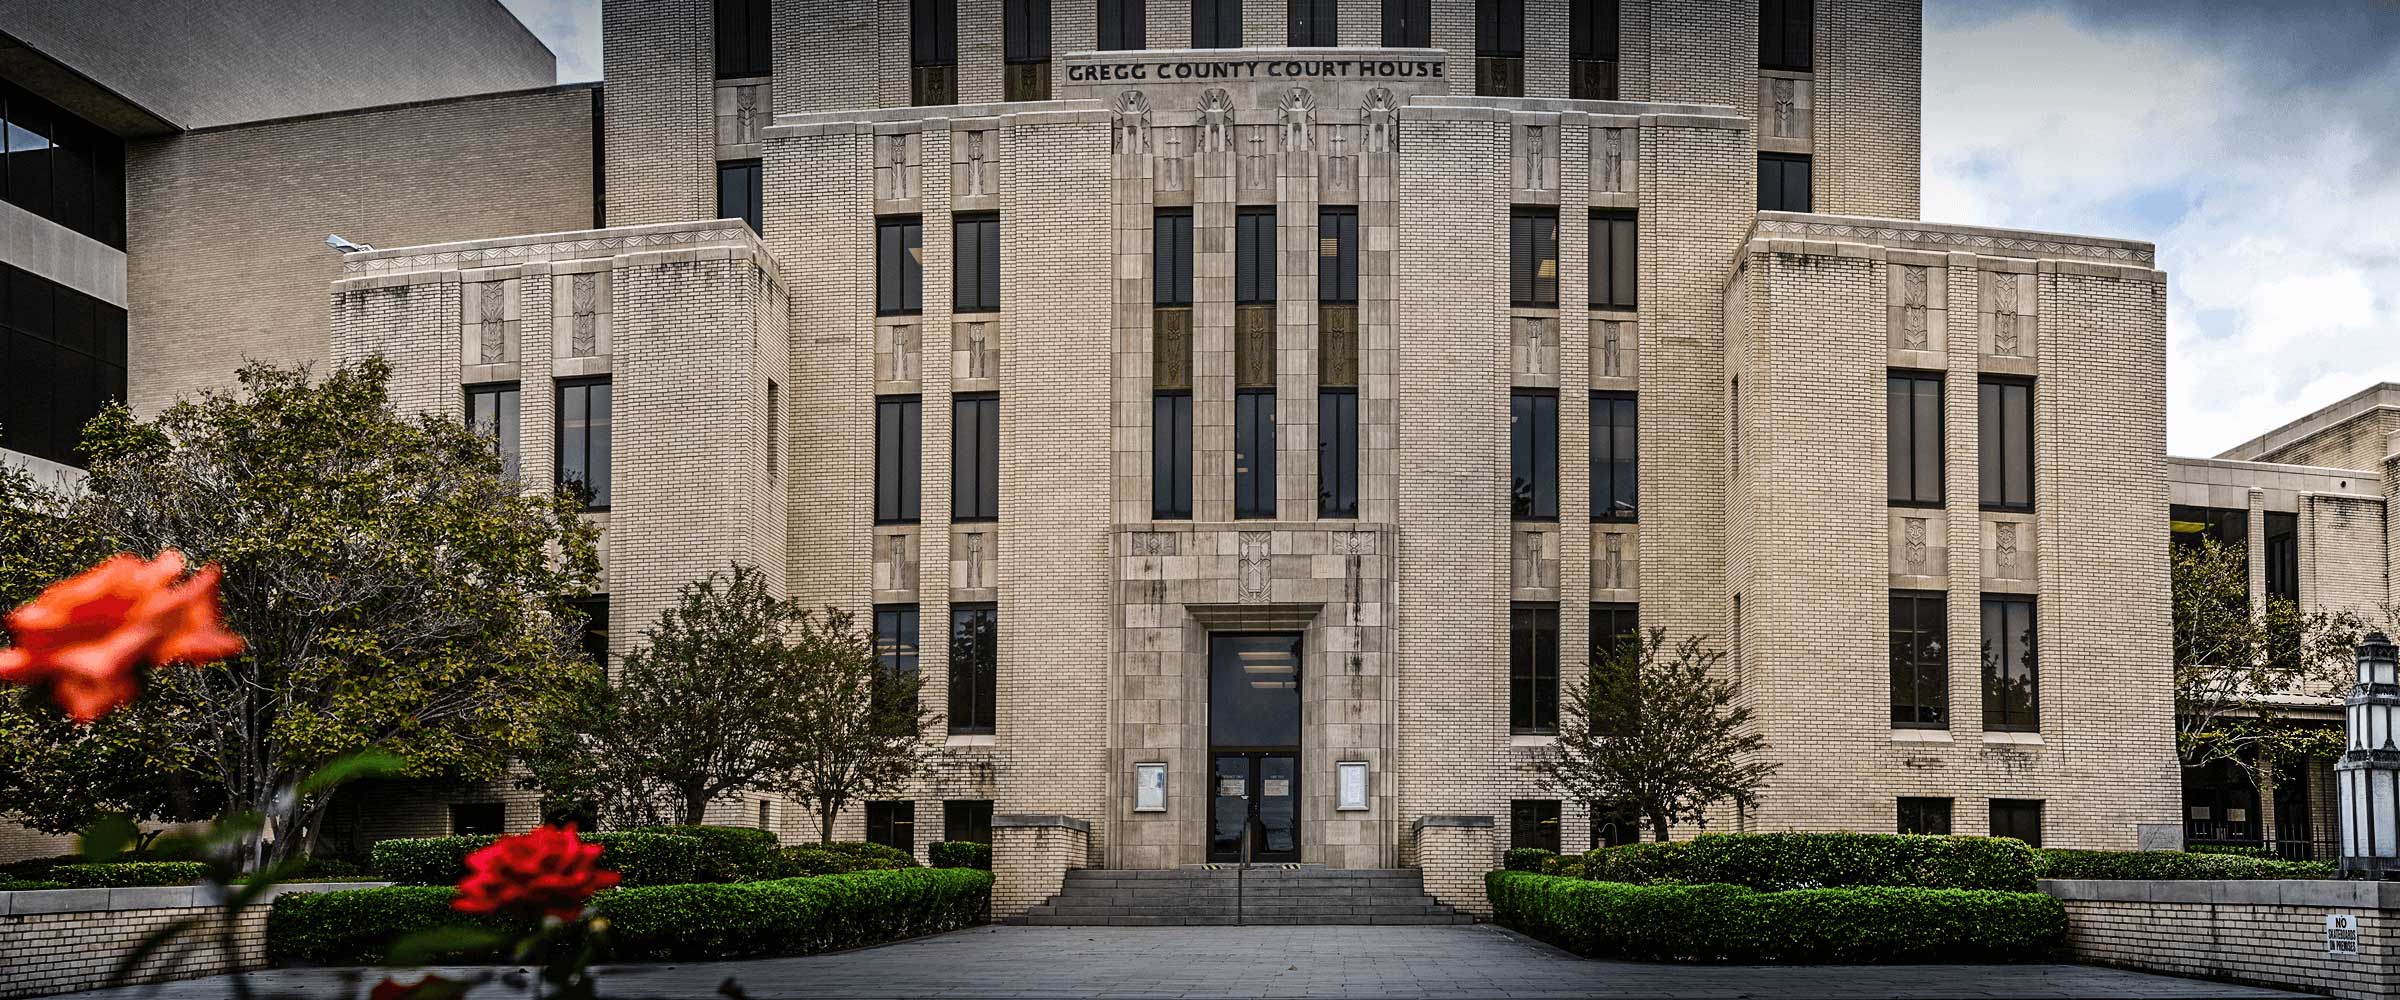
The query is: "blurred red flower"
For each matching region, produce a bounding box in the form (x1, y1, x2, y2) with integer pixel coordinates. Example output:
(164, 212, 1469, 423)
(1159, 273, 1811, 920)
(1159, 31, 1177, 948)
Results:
(0, 550, 244, 722)
(452, 823, 619, 921)
(368, 973, 465, 1000)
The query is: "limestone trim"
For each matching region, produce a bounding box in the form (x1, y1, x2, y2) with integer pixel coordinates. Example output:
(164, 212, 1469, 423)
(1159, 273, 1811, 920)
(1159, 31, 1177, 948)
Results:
(338, 222, 778, 282)
(1754, 212, 2156, 265)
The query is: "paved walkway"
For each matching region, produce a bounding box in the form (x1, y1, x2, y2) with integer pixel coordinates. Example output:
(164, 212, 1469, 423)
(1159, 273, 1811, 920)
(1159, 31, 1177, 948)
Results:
(69, 924, 2307, 999)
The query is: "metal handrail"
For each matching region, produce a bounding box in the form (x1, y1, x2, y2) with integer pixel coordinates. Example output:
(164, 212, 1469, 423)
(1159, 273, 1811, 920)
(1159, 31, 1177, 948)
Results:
(1236, 815, 1258, 925)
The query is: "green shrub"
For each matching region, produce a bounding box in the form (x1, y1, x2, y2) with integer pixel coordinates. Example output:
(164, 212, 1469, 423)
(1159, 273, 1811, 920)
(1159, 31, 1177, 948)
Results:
(776, 842, 918, 877)
(1580, 833, 2037, 892)
(0, 879, 68, 892)
(1488, 871, 2065, 963)
(628, 825, 780, 882)
(928, 841, 991, 870)
(1504, 848, 1559, 873)
(44, 862, 212, 888)
(266, 886, 520, 964)
(820, 841, 918, 863)
(2034, 849, 2334, 881)
(372, 832, 700, 887)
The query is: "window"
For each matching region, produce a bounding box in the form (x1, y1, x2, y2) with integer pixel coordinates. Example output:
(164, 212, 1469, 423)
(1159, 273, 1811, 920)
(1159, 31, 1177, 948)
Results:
(1590, 392, 1636, 522)
(1590, 800, 1640, 848)
(911, 0, 957, 104)
(556, 378, 612, 510)
(1569, 0, 1620, 100)
(875, 605, 920, 712)
(2264, 511, 2298, 604)
(1981, 596, 2038, 732)
(1235, 389, 1277, 519)
(1978, 378, 2032, 510)
(714, 0, 772, 77)
(1098, 0, 1146, 49)
(1236, 208, 1276, 304)
(1897, 797, 1952, 835)
(465, 383, 522, 479)
(1510, 604, 1560, 734)
(866, 800, 916, 853)
(1, 81, 127, 249)
(1988, 798, 2042, 847)
(949, 604, 997, 735)
(1889, 590, 1948, 728)
(450, 803, 506, 836)
(0, 264, 128, 468)
(1510, 208, 1559, 308)
(570, 597, 609, 670)
(1512, 391, 1558, 520)
(952, 394, 999, 521)
(1590, 210, 1636, 309)
(1381, 0, 1430, 47)
(877, 217, 924, 315)
(1757, 153, 1812, 212)
(1318, 208, 1358, 305)
(1589, 602, 1640, 737)
(875, 395, 922, 524)
(1154, 394, 1194, 519)
(2169, 504, 2247, 553)
(1155, 209, 1193, 305)
(1318, 208, 1358, 520)
(1477, 0, 1525, 96)
(717, 159, 763, 234)
(1289, 0, 1337, 45)
(766, 380, 780, 481)
(1510, 799, 1561, 853)
(944, 799, 994, 847)
(1318, 390, 1357, 519)
(1156, 208, 1194, 521)
(1591, 603, 1638, 662)
(1887, 372, 1943, 506)
(1759, 0, 1813, 71)
(953, 213, 1001, 313)
(1004, 0, 1052, 100)
(1193, 0, 1241, 47)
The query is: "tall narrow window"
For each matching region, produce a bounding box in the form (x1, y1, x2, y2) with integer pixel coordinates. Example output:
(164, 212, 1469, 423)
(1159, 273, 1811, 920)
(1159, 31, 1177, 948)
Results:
(1319, 207, 1359, 520)
(911, 0, 958, 105)
(1981, 596, 2038, 732)
(949, 603, 998, 735)
(1003, 0, 1052, 101)
(1381, 0, 1430, 47)
(1978, 377, 2033, 511)
(1510, 799, 1561, 852)
(953, 213, 1001, 313)
(1589, 603, 1639, 738)
(2264, 512, 2299, 604)
(952, 394, 999, 521)
(944, 799, 994, 846)
(1155, 393, 1194, 519)
(1289, 0, 1337, 46)
(874, 604, 920, 713)
(1155, 209, 1194, 520)
(717, 159, 763, 234)
(765, 380, 780, 482)
(1318, 207, 1358, 305)
(1590, 392, 1636, 521)
(1759, 0, 1814, 72)
(0, 264, 128, 468)
(1887, 372, 1943, 506)
(1156, 209, 1194, 306)
(1235, 208, 1276, 305)
(1510, 208, 1559, 308)
(1317, 390, 1356, 519)
(866, 801, 916, 852)
(1235, 208, 1276, 520)
(1590, 210, 1637, 309)
(877, 217, 924, 315)
(1235, 389, 1277, 518)
(714, 0, 772, 77)
(1510, 603, 1560, 734)
(1193, 0, 1241, 47)
(1758, 153, 1812, 212)
(465, 383, 521, 479)
(1890, 590, 1948, 728)
(1511, 391, 1558, 520)
(1988, 798, 2042, 847)
(1476, 0, 1525, 96)
(556, 378, 612, 510)
(570, 597, 609, 670)
(1590, 800, 1640, 848)
(1569, 0, 1620, 99)
(1898, 797, 1953, 835)
(876, 396, 922, 524)
(1098, 0, 1147, 49)
(1591, 603, 1638, 662)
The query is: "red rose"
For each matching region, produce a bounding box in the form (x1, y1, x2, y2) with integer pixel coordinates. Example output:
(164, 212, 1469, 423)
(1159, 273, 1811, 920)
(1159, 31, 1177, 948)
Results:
(452, 823, 620, 921)
(0, 550, 244, 722)
(369, 973, 465, 1000)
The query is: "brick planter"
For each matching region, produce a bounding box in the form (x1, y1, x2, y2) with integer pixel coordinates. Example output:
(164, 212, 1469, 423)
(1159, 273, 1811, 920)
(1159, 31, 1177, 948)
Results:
(2043, 878, 2400, 1000)
(0, 882, 387, 998)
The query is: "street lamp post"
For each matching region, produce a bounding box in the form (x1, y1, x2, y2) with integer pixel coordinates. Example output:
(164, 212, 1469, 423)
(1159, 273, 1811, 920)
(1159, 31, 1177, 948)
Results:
(2339, 632, 2399, 879)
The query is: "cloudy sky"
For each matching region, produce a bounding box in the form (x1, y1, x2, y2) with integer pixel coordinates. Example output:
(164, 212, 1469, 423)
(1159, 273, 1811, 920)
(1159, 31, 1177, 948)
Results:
(500, 0, 2400, 458)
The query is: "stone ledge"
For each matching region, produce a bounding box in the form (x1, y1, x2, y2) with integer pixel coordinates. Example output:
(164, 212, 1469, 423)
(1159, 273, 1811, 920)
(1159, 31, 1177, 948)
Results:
(2041, 878, 2400, 909)
(995, 813, 1093, 834)
(1754, 211, 2157, 266)
(1412, 815, 1495, 830)
(0, 881, 390, 916)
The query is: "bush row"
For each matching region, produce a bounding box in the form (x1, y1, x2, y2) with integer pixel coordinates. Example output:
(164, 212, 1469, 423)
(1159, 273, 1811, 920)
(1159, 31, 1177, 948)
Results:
(2033, 849, 2335, 881)
(373, 833, 701, 887)
(777, 841, 919, 877)
(1487, 871, 2065, 964)
(929, 841, 990, 870)
(1578, 833, 2039, 892)
(627, 825, 782, 882)
(0, 858, 213, 889)
(267, 868, 993, 964)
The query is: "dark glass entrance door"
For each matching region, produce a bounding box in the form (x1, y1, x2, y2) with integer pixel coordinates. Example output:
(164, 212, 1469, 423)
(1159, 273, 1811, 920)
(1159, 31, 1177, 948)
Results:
(1208, 634, 1301, 863)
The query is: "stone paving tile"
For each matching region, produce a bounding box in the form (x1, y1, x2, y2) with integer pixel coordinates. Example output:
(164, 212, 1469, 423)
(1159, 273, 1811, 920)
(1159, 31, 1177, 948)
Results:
(60, 925, 2311, 999)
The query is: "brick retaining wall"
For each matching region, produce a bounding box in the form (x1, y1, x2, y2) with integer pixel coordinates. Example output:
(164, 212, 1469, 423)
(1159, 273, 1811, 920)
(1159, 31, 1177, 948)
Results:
(2043, 879, 2400, 1000)
(0, 882, 386, 998)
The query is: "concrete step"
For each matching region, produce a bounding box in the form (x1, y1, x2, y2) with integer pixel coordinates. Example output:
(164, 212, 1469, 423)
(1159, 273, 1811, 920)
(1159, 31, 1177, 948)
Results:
(1025, 866, 1474, 926)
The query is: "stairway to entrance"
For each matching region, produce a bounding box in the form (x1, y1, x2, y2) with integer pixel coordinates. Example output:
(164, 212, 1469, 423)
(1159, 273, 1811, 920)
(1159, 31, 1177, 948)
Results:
(1015, 865, 1475, 926)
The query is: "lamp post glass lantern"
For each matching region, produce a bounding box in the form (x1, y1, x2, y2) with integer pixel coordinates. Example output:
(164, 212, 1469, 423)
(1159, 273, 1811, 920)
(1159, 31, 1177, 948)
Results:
(2339, 632, 2399, 878)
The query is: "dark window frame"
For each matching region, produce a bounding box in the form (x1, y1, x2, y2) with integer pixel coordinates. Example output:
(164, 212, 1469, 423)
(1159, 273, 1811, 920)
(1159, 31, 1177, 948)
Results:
(2264, 511, 2298, 604)
(1890, 589, 1949, 729)
(1590, 391, 1637, 523)
(1154, 391, 1194, 519)
(877, 216, 925, 316)
(866, 800, 917, 853)
(1570, 0, 1620, 62)
(951, 393, 1000, 522)
(953, 212, 1001, 314)
(555, 377, 613, 511)
(1988, 798, 2042, 847)
(1317, 388, 1358, 519)
(1236, 207, 1277, 305)
(1758, 152, 1813, 212)
(0, 81, 127, 250)
(1234, 387, 1277, 519)
(1288, 0, 1337, 46)
(1981, 595, 2039, 733)
(1978, 376, 2034, 512)
(1887, 371, 1945, 507)
(0, 263, 127, 468)
(1510, 798, 1561, 853)
(1510, 603, 1561, 735)
(875, 395, 923, 525)
(1155, 208, 1194, 306)
(912, 0, 958, 66)
(1897, 796, 1952, 835)
(1759, 0, 1814, 72)
(1512, 390, 1559, 521)
(948, 603, 999, 735)
(1590, 209, 1637, 309)
(1004, 0, 1051, 63)
(1318, 207, 1358, 305)
(874, 604, 921, 713)
(716, 158, 764, 235)
(1098, 0, 1147, 49)
(1510, 207, 1559, 308)
(714, 0, 773, 77)
(944, 799, 995, 846)
(464, 381, 522, 479)
(1477, 0, 1525, 57)
(1381, 0, 1430, 47)
(1192, 0, 1241, 47)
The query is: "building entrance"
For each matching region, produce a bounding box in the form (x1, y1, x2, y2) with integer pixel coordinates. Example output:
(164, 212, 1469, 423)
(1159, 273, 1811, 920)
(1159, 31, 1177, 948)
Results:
(1207, 633, 1302, 862)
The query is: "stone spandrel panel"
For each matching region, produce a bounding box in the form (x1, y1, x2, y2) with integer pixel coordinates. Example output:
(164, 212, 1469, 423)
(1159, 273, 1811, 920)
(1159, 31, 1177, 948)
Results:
(1981, 514, 2038, 594)
(874, 129, 922, 212)
(954, 316, 1000, 391)
(953, 524, 998, 600)
(1589, 123, 1639, 209)
(1885, 258, 1945, 359)
(1889, 508, 1948, 589)
(716, 79, 770, 153)
(1512, 315, 1558, 387)
(875, 316, 921, 392)
(1512, 116, 1561, 204)
(873, 526, 918, 602)
(952, 126, 1002, 211)
(458, 275, 520, 380)
(1980, 267, 2039, 371)
(1589, 524, 1639, 601)
(551, 267, 613, 377)
(1591, 317, 1638, 389)
(1759, 72, 1813, 153)
(1512, 524, 1560, 599)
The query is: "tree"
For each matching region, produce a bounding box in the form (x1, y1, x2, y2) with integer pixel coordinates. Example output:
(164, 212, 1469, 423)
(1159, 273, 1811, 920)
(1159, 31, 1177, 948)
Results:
(780, 605, 938, 843)
(0, 361, 601, 867)
(1536, 629, 1778, 842)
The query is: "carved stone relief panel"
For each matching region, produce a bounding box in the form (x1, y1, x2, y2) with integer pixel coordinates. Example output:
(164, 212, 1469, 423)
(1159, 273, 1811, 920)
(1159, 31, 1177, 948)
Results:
(1886, 261, 1947, 355)
(1980, 270, 2039, 359)
(1155, 309, 1194, 391)
(1237, 531, 1271, 604)
(459, 277, 519, 369)
(1514, 120, 1558, 198)
(1589, 524, 1641, 596)
(952, 128, 999, 208)
(1318, 306, 1357, 387)
(1758, 72, 1813, 153)
(873, 526, 919, 599)
(1361, 88, 1398, 156)
(1236, 125, 1275, 195)
(875, 131, 921, 207)
(1590, 126, 1639, 205)
(953, 525, 998, 597)
(1514, 525, 1560, 597)
(1513, 315, 1557, 387)
(1320, 124, 1359, 196)
(1112, 90, 1153, 156)
(551, 270, 611, 362)
(1591, 318, 1639, 385)
(716, 80, 770, 148)
(1982, 515, 2038, 591)
(1235, 305, 1275, 388)
(875, 318, 919, 390)
(1276, 86, 1315, 155)
(1197, 89, 1235, 154)
(1888, 509, 1949, 585)
(954, 317, 999, 390)
(1153, 125, 1193, 194)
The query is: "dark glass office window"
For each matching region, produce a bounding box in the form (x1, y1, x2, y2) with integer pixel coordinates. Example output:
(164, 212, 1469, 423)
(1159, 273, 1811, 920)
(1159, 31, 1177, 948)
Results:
(556, 378, 612, 510)
(1193, 0, 1241, 47)
(571, 597, 609, 669)
(1478, 0, 1525, 56)
(1590, 800, 1639, 848)
(1318, 389, 1357, 519)
(1318, 208, 1358, 304)
(1590, 393, 1637, 522)
(1989, 798, 2041, 847)
(451, 803, 507, 836)
(1982, 596, 2038, 732)
(2264, 511, 2298, 604)
(953, 394, 999, 521)
(876, 396, 922, 524)
(1235, 389, 1277, 519)
(1099, 0, 1147, 49)
(1591, 603, 1638, 662)
(1511, 799, 1561, 852)
(1571, 0, 1619, 62)
(944, 799, 994, 847)
(717, 159, 764, 234)
(1510, 208, 1558, 308)
(874, 604, 920, 712)
(1979, 378, 2033, 511)
(2169, 504, 2247, 553)
(1, 82, 127, 249)
(1155, 209, 1194, 305)
(1510, 603, 1560, 734)
(1154, 393, 1193, 519)
(953, 213, 1001, 313)
(1236, 208, 1276, 304)
(1759, 0, 1813, 71)
(877, 217, 924, 315)
(766, 380, 781, 481)
(465, 382, 522, 479)
(1897, 797, 1952, 835)
(715, 0, 773, 77)
(0, 264, 127, 469)
(1381, 0, 1430, 47)
(1005, 0, 1051, 62)
(912, 0, 957, 65)
(1887, 372, 1943, 506)
(866, 800, 916, 852)
(1289, 0, 1337, 45)
(1590, 210, 1636, 309)
(948, 604, 998, 735)
(1890, 590, 1948, 728)
(1512, 391, 1559, 520)
(1758, 153, 1812, 212)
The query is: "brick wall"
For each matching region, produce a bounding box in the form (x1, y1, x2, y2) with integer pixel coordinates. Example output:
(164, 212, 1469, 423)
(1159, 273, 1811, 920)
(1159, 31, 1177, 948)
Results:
(1405, 816, 1496, 916)
(2047, 879, 2400, 1000)
(991, 816, 1091, 917)
(0, 883, 374, 999)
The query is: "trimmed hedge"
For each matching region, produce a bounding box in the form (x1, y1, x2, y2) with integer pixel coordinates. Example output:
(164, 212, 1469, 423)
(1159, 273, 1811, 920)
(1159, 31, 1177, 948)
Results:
(1504, 848, 1559, 873)
(1581, 833, 2037, 892)
(777, 841, 918, 878)
(268, 868, 993, 964)
(1488, 871, 2065, 964)
(44, 861, 213, 888)
(929, 841, 990, 870)
(628, 825, 781, 882)
(373, 833, 700, 887)
(2034, 849, 2335, 881)
(0, 880, 68, 892)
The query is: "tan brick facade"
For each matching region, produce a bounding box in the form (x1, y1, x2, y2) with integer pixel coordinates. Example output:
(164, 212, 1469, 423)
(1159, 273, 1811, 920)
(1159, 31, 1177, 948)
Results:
(2046, 879, 2400, 1000)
